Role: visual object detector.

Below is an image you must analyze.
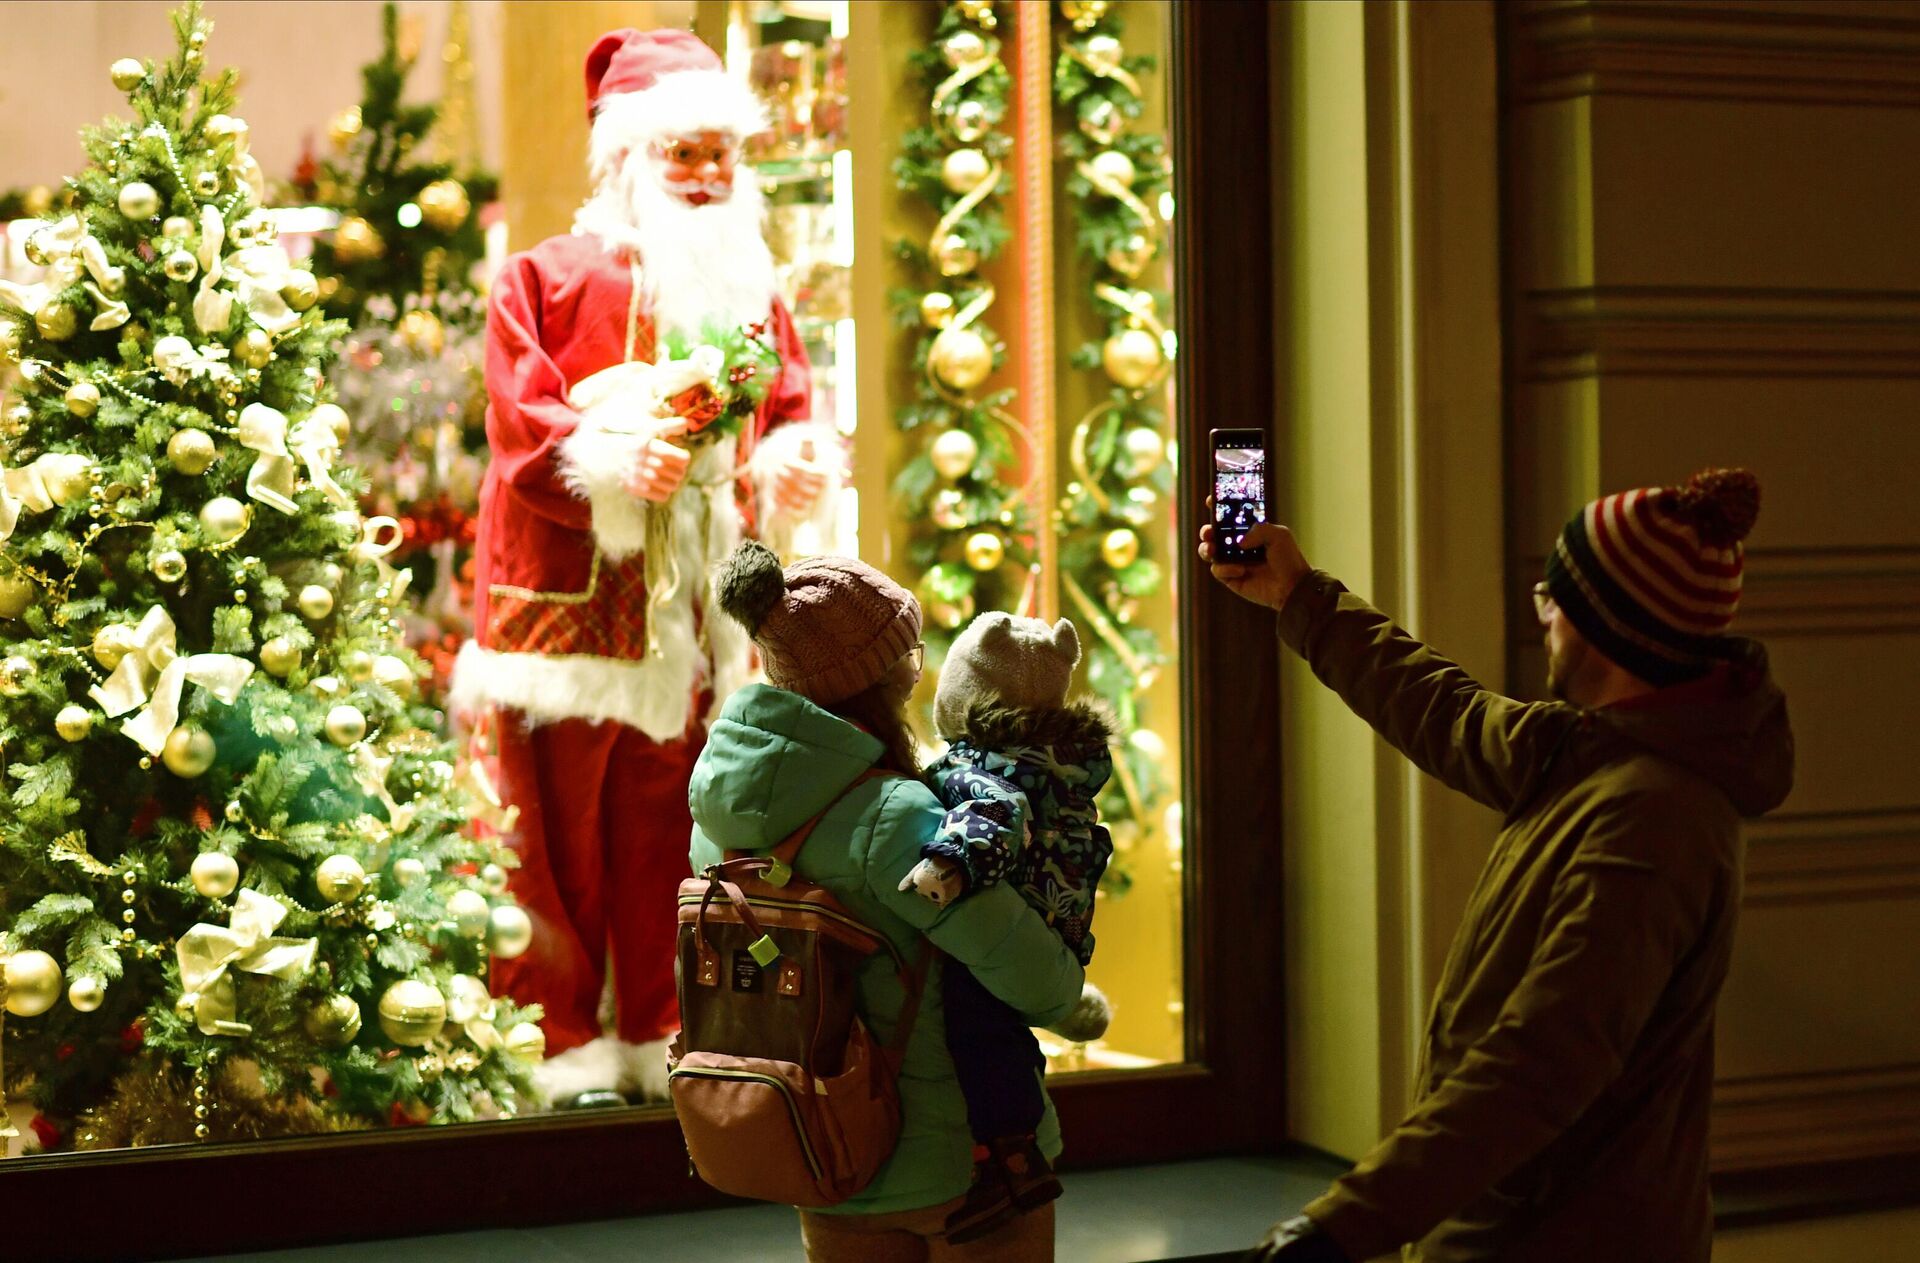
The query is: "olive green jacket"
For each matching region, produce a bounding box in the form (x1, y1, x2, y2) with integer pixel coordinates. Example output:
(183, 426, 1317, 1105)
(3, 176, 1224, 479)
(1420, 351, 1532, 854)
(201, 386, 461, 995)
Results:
(687, 684, 1086, 1216)
(1283, 573, 1794, 1263)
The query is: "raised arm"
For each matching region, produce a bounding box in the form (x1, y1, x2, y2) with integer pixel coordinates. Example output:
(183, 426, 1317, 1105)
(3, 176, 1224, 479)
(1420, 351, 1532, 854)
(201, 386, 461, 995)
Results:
(482, 256, 596, 530)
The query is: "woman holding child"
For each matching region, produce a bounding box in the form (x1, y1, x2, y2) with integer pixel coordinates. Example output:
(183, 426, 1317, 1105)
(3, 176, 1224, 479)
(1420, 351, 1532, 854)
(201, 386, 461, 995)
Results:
(687, 541, 1114, 1261)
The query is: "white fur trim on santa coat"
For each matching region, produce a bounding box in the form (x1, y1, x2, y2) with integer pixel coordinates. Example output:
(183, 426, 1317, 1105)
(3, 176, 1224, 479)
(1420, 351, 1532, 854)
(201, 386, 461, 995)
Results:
(750, 421, 846, 561)
(554, 416, 652, 563)
(590, 69, 768, 185)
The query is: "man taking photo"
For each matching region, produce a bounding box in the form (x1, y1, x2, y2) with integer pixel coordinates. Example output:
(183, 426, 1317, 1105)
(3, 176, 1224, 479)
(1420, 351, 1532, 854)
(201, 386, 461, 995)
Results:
(1203, 468, 1794, 1263)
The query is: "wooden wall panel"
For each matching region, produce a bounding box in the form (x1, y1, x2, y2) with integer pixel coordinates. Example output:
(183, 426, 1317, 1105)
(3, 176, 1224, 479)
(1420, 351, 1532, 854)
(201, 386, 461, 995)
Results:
(1502, 0, 1920, 1171)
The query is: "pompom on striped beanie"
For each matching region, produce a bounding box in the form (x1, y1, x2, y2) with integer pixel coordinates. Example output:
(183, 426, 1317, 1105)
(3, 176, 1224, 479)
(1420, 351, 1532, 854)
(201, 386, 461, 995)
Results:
(1544, 468, 1762, 687)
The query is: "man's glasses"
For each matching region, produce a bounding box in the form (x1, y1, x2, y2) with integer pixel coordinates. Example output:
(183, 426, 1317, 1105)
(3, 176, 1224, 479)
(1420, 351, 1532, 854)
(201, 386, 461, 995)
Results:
(1532, 582, 1557, 624)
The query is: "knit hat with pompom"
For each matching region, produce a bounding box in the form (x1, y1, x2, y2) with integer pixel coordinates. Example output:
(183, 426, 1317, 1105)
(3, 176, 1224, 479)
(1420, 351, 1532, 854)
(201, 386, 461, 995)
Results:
(715, 541, 922, 705)
(1545, 467, 1762, 686)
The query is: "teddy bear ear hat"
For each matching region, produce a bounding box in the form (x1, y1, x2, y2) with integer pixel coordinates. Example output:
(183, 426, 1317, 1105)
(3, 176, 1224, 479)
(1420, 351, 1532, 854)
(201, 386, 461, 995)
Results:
(1050, 618, 1081, 665)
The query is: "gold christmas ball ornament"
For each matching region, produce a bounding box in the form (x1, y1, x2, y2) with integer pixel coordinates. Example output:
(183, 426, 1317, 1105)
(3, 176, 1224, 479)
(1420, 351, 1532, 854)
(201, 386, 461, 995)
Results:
(3, 950, 62, 1017)
(964, 531, 1005, 572)
(930, 428, 981, 481)
(110, 58, 146, 91)
(395, 309, 445, 358)
(951, 99, 991, 143)
(417, 179, 471, 232)
(0, 573, 32, 619)
(915, 572, 975, 631)
(1088, 148, 1138, 190)
(305, 993, 362, 1047)
(1102, 327, 1164, 389)
(1083, 33, 1125, 75)
(66, 974, 106, 1013)
(235, 328, 273, 369)
(486, 903, 534, 959)
(259, 635, 300, 679)
(1101, 527, 1141, 570)
(941, 148, 993, 195)
(309, 402, 350, 445)
(329, 107, 363, 150)
(935, 233, 980, 278)
(168, 428, 217, 475)
(55, 704, 95, 742)
(35, 302, 78, 342)
(447, 889, 491, 939)
(341, 650, 375, 683)
(199, 496, 247, 542)
(117, 181, 161, 220)
(0, 320, 20, 361)
(1061, 0, 1113, 30)
(919, 291, 955, 329)
(163, 249, 199, 283)
(931, 488, 969, 531)
(41, 456, 93, 507)
(372, 654, 416, 698)
(929, 326, 993, 393)
(479, 863, 510, 895)
(315, 855, 368, 904)
(192, 170, 220, 198)
(161, 724, 217, 778)
(1105, 233, 1155, 278)
(162, 215, 193, 239)
(392, 858, 427, 888)
(280, 270, 319, 312)
(377, 979, 447, 1047)
(64, 382, 101, 418)
(190, 852, 240, 898)
(297, 584, 335, 621)
(0, 655, 36, 697)
(504, 1021, 547, 1064)
(92, 623, 137, 670)
(150, 549, 188, 584)
(1122, 426, 1166, 477)
(324, 704, 367, 747)
(332, 216, 385, 265)
(943, 31, 989, 67)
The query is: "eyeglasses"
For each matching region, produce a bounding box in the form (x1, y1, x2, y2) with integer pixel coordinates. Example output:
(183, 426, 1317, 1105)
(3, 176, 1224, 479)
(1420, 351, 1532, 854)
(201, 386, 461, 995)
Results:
(1532, 582, 1557, 624)
(906, 642, 925, 678)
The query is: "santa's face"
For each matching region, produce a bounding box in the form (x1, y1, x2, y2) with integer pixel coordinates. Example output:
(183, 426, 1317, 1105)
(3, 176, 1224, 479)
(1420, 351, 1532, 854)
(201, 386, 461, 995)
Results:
(651, 131, 739, 206)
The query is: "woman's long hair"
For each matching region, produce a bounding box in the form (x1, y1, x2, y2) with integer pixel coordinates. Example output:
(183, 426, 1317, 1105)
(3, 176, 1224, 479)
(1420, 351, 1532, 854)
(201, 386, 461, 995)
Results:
(825, 658, 924, 781)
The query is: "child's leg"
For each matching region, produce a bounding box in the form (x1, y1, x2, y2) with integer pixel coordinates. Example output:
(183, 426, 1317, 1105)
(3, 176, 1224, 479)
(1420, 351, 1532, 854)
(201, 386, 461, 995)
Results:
(942, 956, 1047, 1143)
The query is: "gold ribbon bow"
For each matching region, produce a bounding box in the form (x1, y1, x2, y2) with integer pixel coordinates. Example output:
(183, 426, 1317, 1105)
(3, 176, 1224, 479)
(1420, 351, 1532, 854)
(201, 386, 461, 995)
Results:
(223, 244, 299, 335)
(351, 743, 418, 832)
(17, 215, 126, 302)
(175, 888, 317, 1037)
(445, 974, 502, 1053)
(89, 605, 255, 757)
(152, 335, 234, 387)
(236, 402, 352, 514)
(0, 452, 93, 543)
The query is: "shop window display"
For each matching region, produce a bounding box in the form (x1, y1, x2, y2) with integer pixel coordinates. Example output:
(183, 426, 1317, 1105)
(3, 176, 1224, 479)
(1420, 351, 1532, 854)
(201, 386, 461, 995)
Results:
(0, 0, 1187, 1172)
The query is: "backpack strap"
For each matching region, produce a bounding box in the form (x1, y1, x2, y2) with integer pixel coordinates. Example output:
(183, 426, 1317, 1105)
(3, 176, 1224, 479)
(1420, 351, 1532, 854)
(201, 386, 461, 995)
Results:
(725, 768, 896, 887)
(884, 941, 937, 1069)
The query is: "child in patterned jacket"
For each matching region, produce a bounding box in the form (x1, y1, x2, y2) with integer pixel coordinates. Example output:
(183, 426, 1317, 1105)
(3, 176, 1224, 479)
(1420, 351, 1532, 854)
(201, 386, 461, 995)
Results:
(899, 611, 1116, 1243)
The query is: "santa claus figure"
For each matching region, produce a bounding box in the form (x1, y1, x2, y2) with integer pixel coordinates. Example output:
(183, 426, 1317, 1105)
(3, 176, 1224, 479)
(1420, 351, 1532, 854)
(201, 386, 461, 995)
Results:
(452, 28, 836, 1107)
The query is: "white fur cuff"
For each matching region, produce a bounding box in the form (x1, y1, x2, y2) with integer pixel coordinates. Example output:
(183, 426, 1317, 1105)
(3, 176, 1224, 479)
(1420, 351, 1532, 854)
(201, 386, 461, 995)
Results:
(556, 422, 651, 562)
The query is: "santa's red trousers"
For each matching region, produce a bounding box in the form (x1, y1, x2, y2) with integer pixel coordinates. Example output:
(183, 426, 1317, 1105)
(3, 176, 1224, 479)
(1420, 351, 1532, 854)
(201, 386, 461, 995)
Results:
(487, 710, 697, 1055)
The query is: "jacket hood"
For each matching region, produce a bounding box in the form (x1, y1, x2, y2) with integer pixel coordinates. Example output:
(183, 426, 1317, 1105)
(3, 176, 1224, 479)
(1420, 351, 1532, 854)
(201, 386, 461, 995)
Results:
(688, 683, 884, 852)
(1597, 637, 1794, 818)
(945, 699, 1116, 751)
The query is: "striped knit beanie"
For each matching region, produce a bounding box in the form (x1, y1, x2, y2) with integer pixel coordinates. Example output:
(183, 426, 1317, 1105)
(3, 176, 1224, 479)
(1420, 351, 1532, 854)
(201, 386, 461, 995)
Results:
(715, 541, 922, 705)
(1544, 467, 1761, 687)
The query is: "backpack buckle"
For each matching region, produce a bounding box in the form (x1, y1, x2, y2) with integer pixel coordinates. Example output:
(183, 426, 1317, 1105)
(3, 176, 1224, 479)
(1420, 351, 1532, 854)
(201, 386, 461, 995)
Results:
(748, 934, 781, 967)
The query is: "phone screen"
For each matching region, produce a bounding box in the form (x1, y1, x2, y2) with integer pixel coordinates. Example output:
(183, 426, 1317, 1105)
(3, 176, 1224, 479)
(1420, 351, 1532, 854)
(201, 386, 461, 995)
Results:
(1211, 430, 1268, 563)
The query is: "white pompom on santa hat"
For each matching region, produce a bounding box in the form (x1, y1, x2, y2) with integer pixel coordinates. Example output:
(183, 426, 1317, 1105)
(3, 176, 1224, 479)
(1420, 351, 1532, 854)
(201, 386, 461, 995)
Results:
(583, 28, 768, 188)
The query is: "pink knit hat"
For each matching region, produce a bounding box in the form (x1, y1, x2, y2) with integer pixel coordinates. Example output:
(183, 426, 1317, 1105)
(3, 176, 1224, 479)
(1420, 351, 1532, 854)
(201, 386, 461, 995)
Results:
(717, 541, 922, 705)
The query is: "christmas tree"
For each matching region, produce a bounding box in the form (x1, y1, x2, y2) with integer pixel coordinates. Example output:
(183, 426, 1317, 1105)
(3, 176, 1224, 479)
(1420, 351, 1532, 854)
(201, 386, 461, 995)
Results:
(0, 4, 539, 1151)
(317, 2, 495, 697)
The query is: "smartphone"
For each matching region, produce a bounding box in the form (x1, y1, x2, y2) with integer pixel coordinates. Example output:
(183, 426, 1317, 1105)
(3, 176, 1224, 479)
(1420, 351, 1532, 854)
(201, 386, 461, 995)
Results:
(1210, 428, 1269, 564)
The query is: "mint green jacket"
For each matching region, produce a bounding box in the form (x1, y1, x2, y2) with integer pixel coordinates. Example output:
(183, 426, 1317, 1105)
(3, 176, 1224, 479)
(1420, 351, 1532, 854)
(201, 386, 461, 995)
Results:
(687, 684, 1087, 1216)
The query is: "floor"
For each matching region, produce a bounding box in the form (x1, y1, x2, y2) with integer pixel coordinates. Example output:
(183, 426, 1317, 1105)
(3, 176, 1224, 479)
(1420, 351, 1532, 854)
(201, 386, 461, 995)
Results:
(199, 1153, 1346, 1263)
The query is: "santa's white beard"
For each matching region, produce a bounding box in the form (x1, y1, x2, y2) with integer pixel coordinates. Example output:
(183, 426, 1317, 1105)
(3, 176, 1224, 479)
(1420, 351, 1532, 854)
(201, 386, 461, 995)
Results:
(574, 151, 778, 342)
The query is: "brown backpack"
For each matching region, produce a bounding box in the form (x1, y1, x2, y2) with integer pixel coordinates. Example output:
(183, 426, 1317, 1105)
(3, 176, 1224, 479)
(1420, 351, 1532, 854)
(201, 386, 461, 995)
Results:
(669, 772, 931, 1208)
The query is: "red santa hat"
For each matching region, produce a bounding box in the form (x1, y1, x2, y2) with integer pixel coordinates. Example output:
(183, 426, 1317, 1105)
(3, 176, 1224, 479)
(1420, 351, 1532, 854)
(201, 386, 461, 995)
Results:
(583, 28, 767, 159)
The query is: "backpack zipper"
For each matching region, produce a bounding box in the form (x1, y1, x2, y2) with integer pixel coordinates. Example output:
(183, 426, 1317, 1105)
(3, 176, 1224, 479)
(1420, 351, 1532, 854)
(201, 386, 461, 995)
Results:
(677, 892, 904, 970)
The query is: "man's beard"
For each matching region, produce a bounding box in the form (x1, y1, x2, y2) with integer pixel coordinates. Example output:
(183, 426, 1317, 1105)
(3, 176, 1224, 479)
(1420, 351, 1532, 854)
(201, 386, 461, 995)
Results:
(574, 151, 779, 341)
